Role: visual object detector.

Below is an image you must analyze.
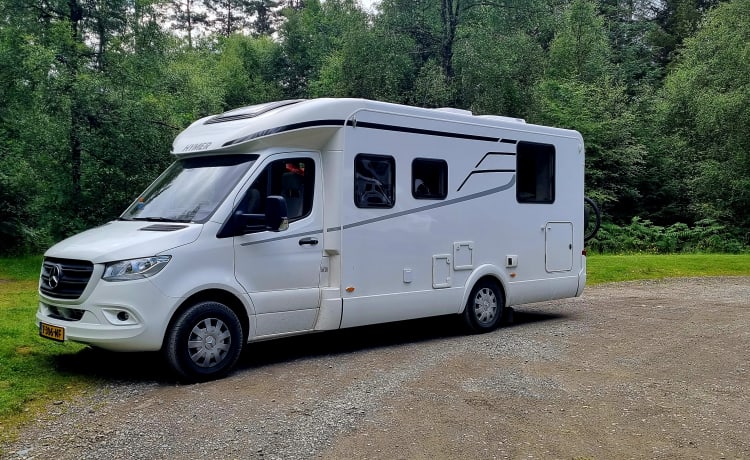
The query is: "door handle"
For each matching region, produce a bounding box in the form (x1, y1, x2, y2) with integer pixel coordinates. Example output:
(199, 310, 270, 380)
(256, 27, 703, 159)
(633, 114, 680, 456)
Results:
(299, 237, 319, 246)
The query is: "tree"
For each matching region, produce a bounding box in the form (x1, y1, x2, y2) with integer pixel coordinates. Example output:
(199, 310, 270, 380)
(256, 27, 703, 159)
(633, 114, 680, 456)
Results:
(279, 0, 370, 98)
(649, 0, 726, 67)
(204, 0, 250, 36)
(169, 0, 209, 48)
(547, 0, 612, 83)
(657, 0, 750, 231)
(215, 34, 285, 108)
(453, 1, 554, 117)
(597, 0, 662, 93)
(246, 0, 281, 36)
(533, 0, 645, 221)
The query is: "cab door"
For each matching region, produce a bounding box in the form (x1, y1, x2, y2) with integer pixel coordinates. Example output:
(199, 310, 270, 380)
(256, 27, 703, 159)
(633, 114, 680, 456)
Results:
(233, 152, 323, 337)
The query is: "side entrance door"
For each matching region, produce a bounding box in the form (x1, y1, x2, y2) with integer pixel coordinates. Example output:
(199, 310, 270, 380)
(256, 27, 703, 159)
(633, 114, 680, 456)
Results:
(233, 152, 324, 337)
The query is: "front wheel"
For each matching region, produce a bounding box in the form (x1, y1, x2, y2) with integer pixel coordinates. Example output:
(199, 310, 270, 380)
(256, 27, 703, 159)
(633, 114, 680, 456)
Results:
(164, 301, 243, 382)
(463, 279, 504, 333)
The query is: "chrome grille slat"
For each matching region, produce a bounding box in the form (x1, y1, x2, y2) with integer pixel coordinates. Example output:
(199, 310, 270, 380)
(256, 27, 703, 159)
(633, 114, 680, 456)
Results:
(40, 258, 94, 300)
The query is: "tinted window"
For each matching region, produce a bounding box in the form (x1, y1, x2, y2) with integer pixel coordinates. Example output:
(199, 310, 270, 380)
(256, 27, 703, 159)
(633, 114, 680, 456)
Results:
(355, 154, 395, 208)
(516, 142, 555, 203)
(412, 158, 448, 200)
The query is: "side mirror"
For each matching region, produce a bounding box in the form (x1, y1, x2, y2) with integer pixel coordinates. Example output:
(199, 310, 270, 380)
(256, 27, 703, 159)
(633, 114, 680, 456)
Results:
(264, 195, 289, 232)
(216, 196, 289, 238)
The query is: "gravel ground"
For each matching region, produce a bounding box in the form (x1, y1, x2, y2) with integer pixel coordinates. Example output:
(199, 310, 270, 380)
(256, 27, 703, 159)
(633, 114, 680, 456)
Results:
(2, 277, 749, 459)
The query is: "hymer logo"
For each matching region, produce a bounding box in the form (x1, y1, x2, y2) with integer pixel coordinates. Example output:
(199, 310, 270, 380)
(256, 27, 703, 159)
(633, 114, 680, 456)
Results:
(182, 142, 212, 152)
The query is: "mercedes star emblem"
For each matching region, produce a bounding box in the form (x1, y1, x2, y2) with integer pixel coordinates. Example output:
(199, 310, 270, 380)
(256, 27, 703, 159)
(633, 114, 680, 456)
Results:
(48, 264, 63, 290)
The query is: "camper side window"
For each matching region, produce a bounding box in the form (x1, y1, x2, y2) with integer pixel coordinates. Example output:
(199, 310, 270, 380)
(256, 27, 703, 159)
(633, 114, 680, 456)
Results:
(238, 157, 315, 226)
(355, 154, 395, 208)
(516, 142, 555, 204)
(412, 158, 448, 200)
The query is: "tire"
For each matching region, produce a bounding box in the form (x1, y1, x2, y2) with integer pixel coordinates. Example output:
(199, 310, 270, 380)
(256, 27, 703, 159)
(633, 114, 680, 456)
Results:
(463, 279, 504, 333)
(164, 301, 243, 382)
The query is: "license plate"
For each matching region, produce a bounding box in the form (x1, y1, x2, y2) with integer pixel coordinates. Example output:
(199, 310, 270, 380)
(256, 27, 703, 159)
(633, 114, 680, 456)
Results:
(39, 322, 65, 342)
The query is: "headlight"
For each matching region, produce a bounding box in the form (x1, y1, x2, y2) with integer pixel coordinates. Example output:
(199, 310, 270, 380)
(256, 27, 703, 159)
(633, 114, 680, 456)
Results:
(102, 256, 171, 281)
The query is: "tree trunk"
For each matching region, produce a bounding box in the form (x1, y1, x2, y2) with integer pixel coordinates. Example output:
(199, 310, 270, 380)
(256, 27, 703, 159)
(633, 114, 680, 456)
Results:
(67, 0, 84, 202)
(440, 0, 458, 80)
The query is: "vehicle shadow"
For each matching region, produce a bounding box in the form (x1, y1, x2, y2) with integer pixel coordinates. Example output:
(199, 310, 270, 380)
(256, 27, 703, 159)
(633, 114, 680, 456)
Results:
(50, 307, 568, 384)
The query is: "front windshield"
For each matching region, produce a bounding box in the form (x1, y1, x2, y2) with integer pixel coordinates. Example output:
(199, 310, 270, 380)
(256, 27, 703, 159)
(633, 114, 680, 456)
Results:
(121, 155, 258, 223)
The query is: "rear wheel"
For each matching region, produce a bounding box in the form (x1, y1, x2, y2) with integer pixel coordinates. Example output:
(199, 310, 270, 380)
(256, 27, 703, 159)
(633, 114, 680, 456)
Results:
(164, 301, 243, 382)
(463, 279, 504, 333)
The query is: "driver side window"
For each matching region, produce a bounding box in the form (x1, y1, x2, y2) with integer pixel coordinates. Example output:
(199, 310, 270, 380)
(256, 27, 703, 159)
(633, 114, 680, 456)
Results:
(238, 157, 315, 223)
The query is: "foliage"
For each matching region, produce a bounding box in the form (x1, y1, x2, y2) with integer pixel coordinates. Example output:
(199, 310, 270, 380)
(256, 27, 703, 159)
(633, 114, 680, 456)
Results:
(0, 0, 747, 255)
(656, 0, 750, 231)
(588, 218, 749, 254)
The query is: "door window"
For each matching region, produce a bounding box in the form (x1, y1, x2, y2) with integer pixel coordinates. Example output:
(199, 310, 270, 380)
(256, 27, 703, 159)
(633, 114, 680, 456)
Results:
(237, 157, 315, 224)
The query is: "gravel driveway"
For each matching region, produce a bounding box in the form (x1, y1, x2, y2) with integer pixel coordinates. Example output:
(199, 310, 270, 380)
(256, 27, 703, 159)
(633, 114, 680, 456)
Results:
(3, 277, 749, 459)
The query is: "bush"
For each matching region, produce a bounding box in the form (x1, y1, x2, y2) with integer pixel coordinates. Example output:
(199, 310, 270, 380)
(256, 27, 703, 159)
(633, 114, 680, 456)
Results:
(587, 217, 749, 254)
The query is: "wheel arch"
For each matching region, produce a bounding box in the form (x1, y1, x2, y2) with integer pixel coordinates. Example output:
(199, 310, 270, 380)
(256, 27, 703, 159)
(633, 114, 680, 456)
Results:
(459, 265, 508, 314)
(163, 289, 250, 349)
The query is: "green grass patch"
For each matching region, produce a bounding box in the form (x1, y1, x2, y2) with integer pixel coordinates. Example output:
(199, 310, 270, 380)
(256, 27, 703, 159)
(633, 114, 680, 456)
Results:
(0, 255, 43, 281)
(587, 253, 750, 285)
(0, 258, 88, 445)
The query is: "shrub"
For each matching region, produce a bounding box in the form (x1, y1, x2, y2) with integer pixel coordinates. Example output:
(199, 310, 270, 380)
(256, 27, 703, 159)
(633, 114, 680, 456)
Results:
(587, 217, 749, 254)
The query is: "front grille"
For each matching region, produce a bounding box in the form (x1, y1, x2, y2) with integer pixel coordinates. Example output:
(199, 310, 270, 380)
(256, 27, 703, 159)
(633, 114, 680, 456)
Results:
(40, 258, 94, 300)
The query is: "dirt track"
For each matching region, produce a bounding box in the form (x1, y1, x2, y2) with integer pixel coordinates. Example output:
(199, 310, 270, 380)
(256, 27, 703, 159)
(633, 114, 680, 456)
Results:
(3, 277, 750, 459)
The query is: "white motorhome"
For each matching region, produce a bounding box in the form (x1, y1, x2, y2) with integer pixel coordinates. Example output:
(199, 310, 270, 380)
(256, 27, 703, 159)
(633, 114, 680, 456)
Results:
(37, 98, 588, 380)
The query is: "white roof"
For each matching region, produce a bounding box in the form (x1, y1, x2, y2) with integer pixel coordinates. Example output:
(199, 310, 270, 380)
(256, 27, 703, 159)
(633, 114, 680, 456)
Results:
(171, 98, 576, 156)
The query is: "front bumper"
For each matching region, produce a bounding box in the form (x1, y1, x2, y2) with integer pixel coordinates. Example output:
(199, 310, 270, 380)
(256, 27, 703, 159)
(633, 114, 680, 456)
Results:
(36, 274, 180, 352)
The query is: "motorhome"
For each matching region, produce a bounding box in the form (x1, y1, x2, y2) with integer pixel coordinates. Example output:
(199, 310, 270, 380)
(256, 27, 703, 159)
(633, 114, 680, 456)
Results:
(37, 98, 589, 381)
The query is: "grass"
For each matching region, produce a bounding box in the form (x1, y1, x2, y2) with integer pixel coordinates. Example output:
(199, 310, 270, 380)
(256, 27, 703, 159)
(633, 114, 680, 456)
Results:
(0, 256, 88, 446)
(0, 253, 749, 443)
(587, 253, 750, 285)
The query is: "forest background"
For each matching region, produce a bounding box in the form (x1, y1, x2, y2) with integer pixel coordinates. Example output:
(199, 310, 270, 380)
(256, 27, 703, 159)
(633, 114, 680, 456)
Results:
(0, 0, 748, 255)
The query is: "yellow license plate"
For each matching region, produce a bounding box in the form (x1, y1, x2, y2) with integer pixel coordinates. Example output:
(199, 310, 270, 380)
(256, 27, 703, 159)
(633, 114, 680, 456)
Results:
(40, 322, 65, 342)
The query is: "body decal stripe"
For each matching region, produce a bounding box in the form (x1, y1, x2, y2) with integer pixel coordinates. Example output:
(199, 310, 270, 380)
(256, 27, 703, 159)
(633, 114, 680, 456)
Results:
(239, 228, 323, 246)
(340, 176, 516, 231)
(223, 118, 506, 148)
(457, 170, 516, 192)
(474, 151, 517, 168)
(240, 178, 515, 242)
(348, 120, 500, 142)
(223, 120, 345, 147)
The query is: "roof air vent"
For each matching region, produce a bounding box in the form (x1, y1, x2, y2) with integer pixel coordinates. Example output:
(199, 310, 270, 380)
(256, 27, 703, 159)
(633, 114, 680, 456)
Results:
(205, 99, 305, 124)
